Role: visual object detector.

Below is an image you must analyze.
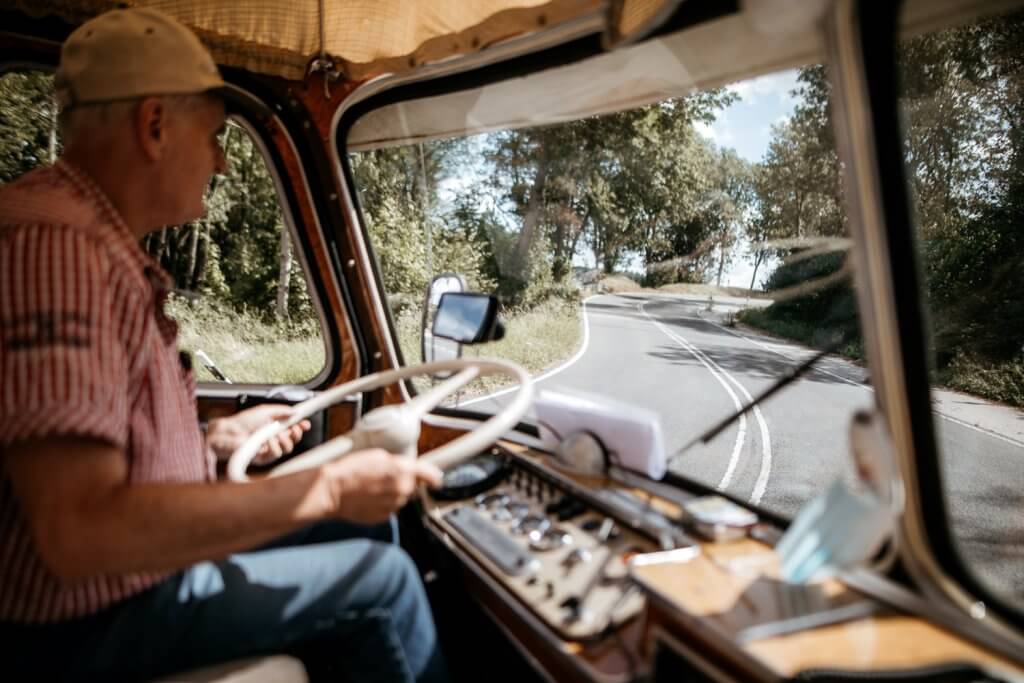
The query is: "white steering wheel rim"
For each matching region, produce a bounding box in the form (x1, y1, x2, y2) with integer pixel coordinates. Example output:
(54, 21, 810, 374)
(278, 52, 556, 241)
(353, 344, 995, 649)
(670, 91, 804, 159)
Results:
(227, 357, 533, 481)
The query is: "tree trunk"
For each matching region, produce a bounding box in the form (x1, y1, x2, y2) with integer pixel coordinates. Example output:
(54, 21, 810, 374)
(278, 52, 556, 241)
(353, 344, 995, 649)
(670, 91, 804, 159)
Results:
(715, 239, 726, 287)
(513, 150, 548, 280)
(193, 224, 210, 290)
(416, 144, 434, 277)
(749, 251, 766, 291)
(47, 94, 58, 164)
(275, 227, 293, 320)
(184, 222, 200, 291)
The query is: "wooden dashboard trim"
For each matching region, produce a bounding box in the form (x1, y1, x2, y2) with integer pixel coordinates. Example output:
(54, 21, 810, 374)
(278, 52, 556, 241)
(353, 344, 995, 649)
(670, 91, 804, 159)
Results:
(416, 427, 1024, 682)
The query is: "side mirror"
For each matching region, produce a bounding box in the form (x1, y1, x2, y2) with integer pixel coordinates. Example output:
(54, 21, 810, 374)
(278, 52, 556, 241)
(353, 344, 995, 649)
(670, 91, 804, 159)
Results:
(421, 273, 467, 364)
(433, 292, 504, 344)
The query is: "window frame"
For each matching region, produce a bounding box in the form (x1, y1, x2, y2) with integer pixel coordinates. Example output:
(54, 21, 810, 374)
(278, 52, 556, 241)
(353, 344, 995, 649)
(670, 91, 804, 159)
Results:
(827, 0, 1024, 635)
(190, 110, 335, 394)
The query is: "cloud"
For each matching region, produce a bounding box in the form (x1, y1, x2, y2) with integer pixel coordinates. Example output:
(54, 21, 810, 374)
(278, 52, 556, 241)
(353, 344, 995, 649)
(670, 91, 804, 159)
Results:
(694, 120, 716, 142)
(696, 111, 736, 147)
(726, 70, 800, 105)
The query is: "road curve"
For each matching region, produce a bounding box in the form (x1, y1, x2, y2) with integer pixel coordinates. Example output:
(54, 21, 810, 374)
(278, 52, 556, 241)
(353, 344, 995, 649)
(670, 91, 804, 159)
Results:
(463, 292, 1024, 605)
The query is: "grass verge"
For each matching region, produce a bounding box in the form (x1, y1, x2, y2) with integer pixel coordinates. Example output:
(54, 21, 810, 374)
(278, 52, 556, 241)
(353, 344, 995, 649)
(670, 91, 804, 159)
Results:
(941, 352, 1024, 407)
(168, 297, 326, 385)
(395, 297, 583, 399)
(739, 307, 1024, 408)
(737, 307, 864, 359)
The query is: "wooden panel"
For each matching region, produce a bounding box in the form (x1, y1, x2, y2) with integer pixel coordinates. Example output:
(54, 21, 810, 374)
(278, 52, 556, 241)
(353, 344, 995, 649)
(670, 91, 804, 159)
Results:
(633, 541, 1024, 679)
(747, 616, 1022, 678)
(296, 72, 406, 413)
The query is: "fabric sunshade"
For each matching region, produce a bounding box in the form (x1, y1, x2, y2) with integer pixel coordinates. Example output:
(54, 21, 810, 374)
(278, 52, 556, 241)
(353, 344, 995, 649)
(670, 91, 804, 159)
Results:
(7, 0, 620, 80)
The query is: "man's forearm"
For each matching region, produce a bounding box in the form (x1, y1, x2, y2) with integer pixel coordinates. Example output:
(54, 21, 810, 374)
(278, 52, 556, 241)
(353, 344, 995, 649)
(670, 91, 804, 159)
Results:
(29, 463, 338, 581)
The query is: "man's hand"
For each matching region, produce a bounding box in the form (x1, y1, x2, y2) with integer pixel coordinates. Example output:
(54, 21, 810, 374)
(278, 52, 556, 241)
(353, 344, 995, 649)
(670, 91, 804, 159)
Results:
(206, 404, 312, 464)
(324, 449, 443, 525)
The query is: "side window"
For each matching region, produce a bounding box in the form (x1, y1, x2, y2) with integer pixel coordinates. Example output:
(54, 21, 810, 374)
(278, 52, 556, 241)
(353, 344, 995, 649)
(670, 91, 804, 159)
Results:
(0, 71, 59, 182)
(897, 10, 1024, 609)
(0, 69, 326, 385)
(155, 120, 326, 385)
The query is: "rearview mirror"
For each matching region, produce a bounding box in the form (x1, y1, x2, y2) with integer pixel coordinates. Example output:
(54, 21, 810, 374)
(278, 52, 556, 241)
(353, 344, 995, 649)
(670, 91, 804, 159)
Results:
(421, 273, 466, 364)
(433, 292, 503, 344)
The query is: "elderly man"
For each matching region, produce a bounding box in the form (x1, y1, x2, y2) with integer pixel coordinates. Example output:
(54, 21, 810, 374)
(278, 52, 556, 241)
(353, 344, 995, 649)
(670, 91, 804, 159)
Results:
(0, 8, 447, 683)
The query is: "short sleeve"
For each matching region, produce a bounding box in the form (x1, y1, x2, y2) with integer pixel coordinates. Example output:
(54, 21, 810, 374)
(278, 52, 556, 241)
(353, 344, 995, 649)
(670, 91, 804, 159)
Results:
(0, 225, 134, 449)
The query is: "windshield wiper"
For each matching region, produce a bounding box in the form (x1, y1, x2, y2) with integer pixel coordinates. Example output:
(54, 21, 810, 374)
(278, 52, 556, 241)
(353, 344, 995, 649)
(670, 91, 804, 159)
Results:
(670, 339, 848, 464)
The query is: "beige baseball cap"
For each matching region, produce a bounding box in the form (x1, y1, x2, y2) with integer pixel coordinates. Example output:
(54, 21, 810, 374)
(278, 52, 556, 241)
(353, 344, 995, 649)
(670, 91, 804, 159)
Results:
(55, 7, 225, 108)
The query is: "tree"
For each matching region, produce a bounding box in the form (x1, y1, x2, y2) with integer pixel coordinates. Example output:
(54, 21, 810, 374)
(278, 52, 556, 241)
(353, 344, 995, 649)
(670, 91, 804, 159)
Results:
(0, 71, 58, 184)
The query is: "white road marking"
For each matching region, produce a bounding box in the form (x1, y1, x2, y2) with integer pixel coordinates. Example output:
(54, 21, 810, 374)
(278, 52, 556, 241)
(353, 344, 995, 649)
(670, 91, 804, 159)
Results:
(458, 294, 597, 407)
(639, 302, 773, 503)
(686, 308, 1024, 449)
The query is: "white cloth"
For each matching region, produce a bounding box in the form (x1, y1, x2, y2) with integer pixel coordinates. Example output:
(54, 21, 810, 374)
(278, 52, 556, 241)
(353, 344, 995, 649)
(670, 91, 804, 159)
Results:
(535, 388, 667, 480)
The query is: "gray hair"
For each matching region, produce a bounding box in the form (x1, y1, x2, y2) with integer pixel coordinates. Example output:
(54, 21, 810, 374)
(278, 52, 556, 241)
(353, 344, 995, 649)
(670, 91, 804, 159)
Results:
(58, 93, 212, 146)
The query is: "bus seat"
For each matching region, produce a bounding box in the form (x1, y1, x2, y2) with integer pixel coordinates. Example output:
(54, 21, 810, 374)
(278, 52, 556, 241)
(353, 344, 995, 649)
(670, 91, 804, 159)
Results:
(151, 656, 307, 683)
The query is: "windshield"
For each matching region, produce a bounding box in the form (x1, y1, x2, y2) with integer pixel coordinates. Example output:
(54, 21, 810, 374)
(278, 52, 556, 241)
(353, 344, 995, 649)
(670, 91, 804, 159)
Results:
(348, 62, 871, 520)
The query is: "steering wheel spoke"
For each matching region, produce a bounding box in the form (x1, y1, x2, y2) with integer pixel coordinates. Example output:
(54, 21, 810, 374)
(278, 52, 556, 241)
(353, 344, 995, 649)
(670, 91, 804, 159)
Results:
(226, 358, 533, 482)
(405, 366, 479, 417)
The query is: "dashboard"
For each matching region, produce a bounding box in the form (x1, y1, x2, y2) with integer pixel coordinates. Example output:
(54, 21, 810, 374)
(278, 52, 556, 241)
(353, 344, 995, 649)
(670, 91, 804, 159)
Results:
(421, 441, 1024, 683)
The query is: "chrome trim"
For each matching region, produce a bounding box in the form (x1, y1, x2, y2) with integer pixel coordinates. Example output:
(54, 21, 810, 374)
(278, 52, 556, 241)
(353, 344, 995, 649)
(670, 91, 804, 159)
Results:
(825, 0, 1024, 653)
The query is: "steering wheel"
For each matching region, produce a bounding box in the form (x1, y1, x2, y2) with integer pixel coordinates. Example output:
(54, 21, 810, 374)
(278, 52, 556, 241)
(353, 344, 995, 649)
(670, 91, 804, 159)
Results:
(227, 358, 534, 481)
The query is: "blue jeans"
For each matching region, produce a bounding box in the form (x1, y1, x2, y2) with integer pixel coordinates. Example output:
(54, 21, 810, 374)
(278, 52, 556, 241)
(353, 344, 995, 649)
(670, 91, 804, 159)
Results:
(3, 520, 448, 683)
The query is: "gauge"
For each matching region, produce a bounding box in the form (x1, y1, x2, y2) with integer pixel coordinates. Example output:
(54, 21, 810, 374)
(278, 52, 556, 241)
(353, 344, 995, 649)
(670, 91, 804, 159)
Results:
(554, 431, 608, 475)
(506, 501, 531, 520)
(529, 526, 573, 552)
(433, 451, 509, 501)
(492, 505, 515, 522)
(476, 493, 509, 510)
(513, 514, 551, 536)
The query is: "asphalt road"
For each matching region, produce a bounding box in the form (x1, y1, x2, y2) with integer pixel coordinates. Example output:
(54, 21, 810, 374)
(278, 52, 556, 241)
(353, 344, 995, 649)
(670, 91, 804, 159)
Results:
(463, 293, 1024, 607)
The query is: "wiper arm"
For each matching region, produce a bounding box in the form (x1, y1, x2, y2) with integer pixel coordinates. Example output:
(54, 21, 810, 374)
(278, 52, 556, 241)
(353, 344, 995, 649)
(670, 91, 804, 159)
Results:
(670, 340, 846, 463)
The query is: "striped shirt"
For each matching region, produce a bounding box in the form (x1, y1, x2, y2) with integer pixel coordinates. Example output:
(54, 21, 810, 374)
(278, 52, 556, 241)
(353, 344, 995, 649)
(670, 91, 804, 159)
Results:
(0, 160, 213, 623)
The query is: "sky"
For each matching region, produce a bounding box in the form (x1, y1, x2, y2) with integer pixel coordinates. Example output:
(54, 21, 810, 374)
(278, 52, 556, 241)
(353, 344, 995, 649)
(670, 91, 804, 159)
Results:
(697, 69, 801, 288)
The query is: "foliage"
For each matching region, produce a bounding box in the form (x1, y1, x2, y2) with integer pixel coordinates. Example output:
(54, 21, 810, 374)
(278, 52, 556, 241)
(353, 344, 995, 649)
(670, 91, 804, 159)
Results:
(744, 13, 1024, 408)
(167, 295, 324, 384)
(394, 296, 583, 396)
(0, 71, 58, 183)
(942, 351, 1024, 407)
(350, 89, 745, 310)
(899, 11, 1024, 368)
(757, 251, 859, 349)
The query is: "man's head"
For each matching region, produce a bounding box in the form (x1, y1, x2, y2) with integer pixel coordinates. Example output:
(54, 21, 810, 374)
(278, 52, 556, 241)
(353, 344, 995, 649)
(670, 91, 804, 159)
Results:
(57, 8, 228, 232)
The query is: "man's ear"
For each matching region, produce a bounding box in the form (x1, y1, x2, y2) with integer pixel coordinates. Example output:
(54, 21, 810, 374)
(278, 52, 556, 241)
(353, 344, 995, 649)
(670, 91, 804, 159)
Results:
(136, 96, 168, 162)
